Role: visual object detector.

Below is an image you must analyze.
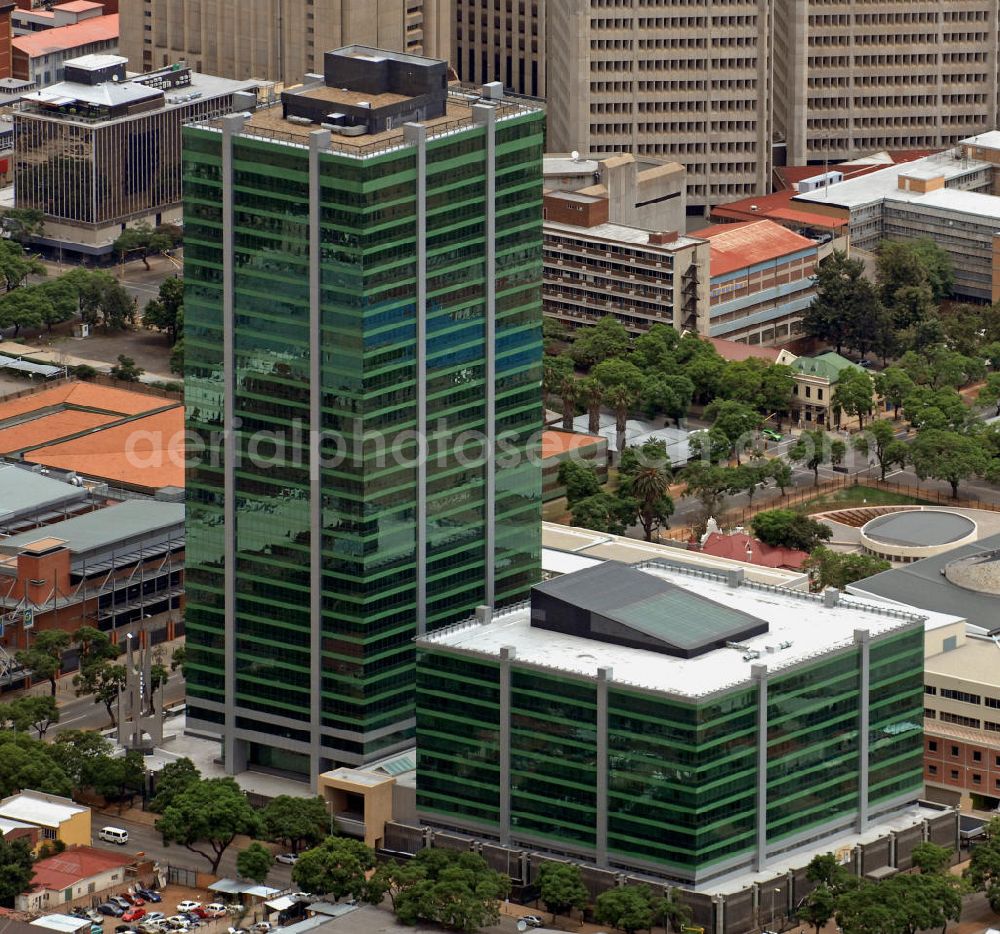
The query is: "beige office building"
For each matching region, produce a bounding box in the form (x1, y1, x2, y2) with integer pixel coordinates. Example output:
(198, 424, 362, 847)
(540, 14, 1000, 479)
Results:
(543, 0, 773, 212)
(119, 0, 449, 86)
(774, 0, 1000, 165)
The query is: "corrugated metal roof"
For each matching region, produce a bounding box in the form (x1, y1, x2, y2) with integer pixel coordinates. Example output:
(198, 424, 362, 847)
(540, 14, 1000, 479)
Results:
(691, 219, 818, 277)
(0, 464, 86, 522)
(0, 499, 183, 558)
(12, 14, 118, 59)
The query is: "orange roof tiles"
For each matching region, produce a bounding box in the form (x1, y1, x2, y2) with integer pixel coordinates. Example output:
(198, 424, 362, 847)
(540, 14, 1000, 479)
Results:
(690, 220, 818, 277)
(0, 409, 117, 453)
(26, 406, 184, 492)
(12, 13, 117, 58)
(31, 846, 131, 892)
(765, 206, 848, 229)
(542, 429, 606, 459)
(0, 381, 164, 421)
(54, 0, 105, 11)
(706, 337, 781, 363)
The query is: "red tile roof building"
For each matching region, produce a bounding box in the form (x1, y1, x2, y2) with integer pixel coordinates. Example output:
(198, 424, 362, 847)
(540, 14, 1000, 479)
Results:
(12, 13, 117, 83)
(699, 532, 808, 570)
(688, 219, 820, 346)
(18, 847, 132, 913)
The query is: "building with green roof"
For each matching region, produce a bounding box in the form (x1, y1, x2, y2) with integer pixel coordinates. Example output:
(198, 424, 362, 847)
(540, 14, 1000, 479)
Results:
(790, 351, 866, 428)
(415, 560, 928, 884)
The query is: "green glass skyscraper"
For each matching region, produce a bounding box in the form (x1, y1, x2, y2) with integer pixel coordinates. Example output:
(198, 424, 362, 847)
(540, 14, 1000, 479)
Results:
(183, 47, 544, 778)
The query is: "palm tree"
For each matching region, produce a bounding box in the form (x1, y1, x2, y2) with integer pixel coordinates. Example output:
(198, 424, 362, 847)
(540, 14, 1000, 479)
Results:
(579, 377, 603, 435)
(630, 464, 673, 541)
(557, 370, 579, 431)
(604, 382, 636, 457)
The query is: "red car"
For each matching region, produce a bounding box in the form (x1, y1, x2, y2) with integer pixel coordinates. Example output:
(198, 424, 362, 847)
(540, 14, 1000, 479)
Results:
(122, 909, 146, 923)
(188, 908, 210, 920)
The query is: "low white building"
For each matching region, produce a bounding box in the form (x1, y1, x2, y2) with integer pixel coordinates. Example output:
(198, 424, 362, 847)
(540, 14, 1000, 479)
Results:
(16, 846, 132, 914)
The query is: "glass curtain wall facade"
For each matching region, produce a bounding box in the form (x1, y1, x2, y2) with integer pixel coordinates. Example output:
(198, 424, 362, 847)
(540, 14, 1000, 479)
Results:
(415, 622, 924, 883)
(184, 105, 544, 777)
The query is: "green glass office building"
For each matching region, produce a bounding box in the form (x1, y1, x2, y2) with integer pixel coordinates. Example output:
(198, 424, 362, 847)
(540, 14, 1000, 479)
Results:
(183, 47, 544, 777)
(415, 561, 925, 884)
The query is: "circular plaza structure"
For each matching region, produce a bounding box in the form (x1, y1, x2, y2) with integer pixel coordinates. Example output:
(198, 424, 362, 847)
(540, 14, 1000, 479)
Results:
(859, 509, 977, 563)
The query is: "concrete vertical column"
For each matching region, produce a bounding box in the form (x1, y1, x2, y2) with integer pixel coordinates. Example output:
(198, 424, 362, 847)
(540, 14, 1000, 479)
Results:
(220, 113, 247, 776)
(404, 123, 428, 635)
(596, 666, 612, 868)
(855, 628, 871, 832)
(752, 662, 769, 872)
(499, 646, 515, 846)
(472, 103, 496, 606)
(308, 129, 330, 787)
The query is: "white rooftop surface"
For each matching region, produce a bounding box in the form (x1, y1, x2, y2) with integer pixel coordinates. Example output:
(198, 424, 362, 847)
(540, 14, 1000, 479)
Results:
(541, 547, 602, 575)
(963, 130, 1000, 150)
(571, 412, 690, 465)
(31, 917, 89, 933)
(544, 155, 600, 175)
(794, 149, 992, 208)
(542, 523, 809, 589)
(0, 815, 36, 833)
(546, 219, 704, 251)
(64, 53, 128, 69)
(0, 794, 87, 827)
(423, 563, 957, 698)
(888, 185, 1000, 221)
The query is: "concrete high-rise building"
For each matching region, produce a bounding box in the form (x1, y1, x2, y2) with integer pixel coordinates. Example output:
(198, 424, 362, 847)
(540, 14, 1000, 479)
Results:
(774, 0, 1000, 165)
(454, 0, 545, 97)
(120, 0, 450, 87)
(183, 47, 544, 780)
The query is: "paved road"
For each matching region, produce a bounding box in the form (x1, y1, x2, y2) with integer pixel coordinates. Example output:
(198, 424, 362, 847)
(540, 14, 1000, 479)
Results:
(90, 812, 296, 886)
(49, 681, 187, 738)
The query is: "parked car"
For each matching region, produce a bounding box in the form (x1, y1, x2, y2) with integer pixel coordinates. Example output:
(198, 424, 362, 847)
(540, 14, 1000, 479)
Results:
(71, 909, 91, 920)
(111, 897, 133, 911)
(115, 925, 138, 933)
(137, 889, 163, 903)
(164, 918, 190, 930)
(98, 905, 124, 918)
(251, 923, 271, 934)
(123, 909, 146, 923)
(136, 923, 164, 934)
(187, 908, 209, 920)
(85, 911, 104, 923)
(521, 918, 544, 929)
(275, 853, 298, 865)
(176, 903, 201, 914)
(90, 925, 104, 934)
(180, 914, 202, 926)
(203, 907, 228, 919)
(143, 914, 165, 923)
(117, 894, 138, 906)
(761, 428, 782, 442)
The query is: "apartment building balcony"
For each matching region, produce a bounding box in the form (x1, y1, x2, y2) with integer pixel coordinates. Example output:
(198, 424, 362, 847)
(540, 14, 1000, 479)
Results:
(543, 273, 669, 305)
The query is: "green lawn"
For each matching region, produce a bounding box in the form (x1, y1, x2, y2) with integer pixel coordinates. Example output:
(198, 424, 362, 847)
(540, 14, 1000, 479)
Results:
(796, 485, 937, 514)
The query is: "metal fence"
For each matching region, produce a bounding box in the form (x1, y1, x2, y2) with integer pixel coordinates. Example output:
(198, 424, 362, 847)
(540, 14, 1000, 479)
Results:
(167, 864, 199, 887)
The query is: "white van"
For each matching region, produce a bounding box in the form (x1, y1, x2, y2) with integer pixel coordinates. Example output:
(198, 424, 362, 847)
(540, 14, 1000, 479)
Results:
(99, 826, 129, 845)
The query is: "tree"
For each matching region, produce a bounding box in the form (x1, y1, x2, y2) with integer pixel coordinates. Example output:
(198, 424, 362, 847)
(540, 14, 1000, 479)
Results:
(766, 458, 793, 495)
(47, 730, 113, 787)
(579, 377, 603, 435)
(537, 862, 588, 923)
(37, 278, 79, 331)
(114, 222, 173, 270)
(74, 625, 119, 669)
(803, 251, 879, 355)
(875, 367, 917, 420)
(835, 882, 898, 934)
(0, 239, 45, 293)
(0, 732, 72, 798)
(833, 367, 874, 429)
(641, 373, 693, 426)
(557, 460, 602, 507)
(683, 462, 732, 524)
(570, 315, 630, 368)
(594, 885, 654, 934)
(2, 695, 59, 739)
(261, 795, 330, 853)
(16, 630, 70, 695)
(912, 842, 953, 875)
(705, 399, 760, 464)
(788, 430, 846, 485)
(619, 441, 673, 541)
(292, 837, 376, 902)
(687, 427, 730, 465)
(170, 644, 187, 677)
(797, 883, 837, 934)
(807, 547, 890, 590)
(156, 777, 264, 872)
(878, 239, 952, 310)
(966, 816, 1000, 911)
(805, 852, 855, 893)
(909, 428, 988, 498)
(393, 849, 509, 932)
(0, 207, 45, 245)
(100, 282, 138, 330)
(143, 277, 184, 344)
(978, 371, 1000, 416)
(853, 420, 908, 481)
(0, 287, 50, 337)
(651, 889, 692, 934)
(170, 337, 184, 376)
(751, 509, 833, 552)
(365, 858, 427, 910)
(149, 757, 201, 813)
(73, 661, 126, 727)
(594, 358, 644, 456)
(88, 750, 145, 808)
(237, 842, 274, 884)
(631, 323, 679, 371)
(110, 354, 143, 382)
(569, 492, 637, 535)
(543, 355, 577, 431)
(902, 387, 969, 432)
(0, 837, 34, 907)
